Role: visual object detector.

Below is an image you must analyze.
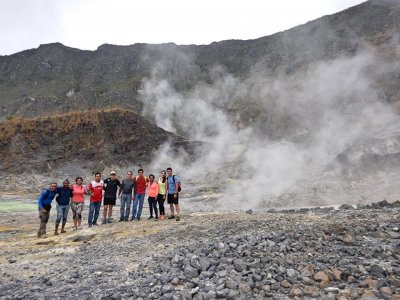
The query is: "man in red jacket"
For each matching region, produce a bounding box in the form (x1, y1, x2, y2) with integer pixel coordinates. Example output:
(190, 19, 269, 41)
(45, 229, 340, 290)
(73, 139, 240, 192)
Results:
(131, 169, 149, 221)
(88, 172, 104, 227)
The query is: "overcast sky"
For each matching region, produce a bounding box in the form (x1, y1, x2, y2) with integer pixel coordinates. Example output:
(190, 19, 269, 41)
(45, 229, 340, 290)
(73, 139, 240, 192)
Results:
(0, 0, 367, 56)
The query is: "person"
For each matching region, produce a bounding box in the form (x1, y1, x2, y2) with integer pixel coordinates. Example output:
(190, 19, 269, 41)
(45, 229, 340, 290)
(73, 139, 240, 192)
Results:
(166, 167, 181, 221)
(118, 171, 134, 222)
(102, 171, 121, 224)
(88, 172, 104, 227)
(147, 174, 159, 220)
(71, 177, 87, 230)
(37, 182, 58, 238)
(157, 170, 168, 220)
(54, 179, 73, 235)
(131, 169, 149, 221)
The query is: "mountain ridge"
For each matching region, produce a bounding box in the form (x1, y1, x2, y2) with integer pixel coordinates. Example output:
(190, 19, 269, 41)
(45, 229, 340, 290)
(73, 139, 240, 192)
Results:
(0, 0, 398, 121)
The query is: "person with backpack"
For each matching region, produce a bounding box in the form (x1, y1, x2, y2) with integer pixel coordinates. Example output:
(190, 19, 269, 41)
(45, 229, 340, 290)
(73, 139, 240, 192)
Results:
(157, 170, 168, 220)
(88, 172, 104, 227)
(147, 174, 159, 220)
(102, 171, 121, 224)
(166, 167, 181, 221)
(37, 182, 58, 238)
(70, 177, 87, 230)
(131, 169, 149, 221)
(54, 179, 73, 235)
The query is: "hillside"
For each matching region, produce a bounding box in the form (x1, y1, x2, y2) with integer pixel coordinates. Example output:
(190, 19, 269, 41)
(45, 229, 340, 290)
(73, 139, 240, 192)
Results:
(0, 108, 192, 174)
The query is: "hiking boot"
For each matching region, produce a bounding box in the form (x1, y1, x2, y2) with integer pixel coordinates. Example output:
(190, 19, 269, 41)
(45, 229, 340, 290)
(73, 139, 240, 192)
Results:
(148, 216, 153, 220)
(119, 219, 124, 222)
(107, 218, 112, 223)
(124, 219, 129, 222)
(61, 222, 66, 233)
(101, 219, 107, 225)
(137, 217, 141, 221)
(168, 215, 175, 219)
(176, 216, 180, 221)
(130, 217, 135, 221)
(54, 224, 59, 235)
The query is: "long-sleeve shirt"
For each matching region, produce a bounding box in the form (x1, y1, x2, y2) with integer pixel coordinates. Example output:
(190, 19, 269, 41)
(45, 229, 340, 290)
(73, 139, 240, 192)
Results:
(56, 187, 73, 206)
(147, 181, 159, 198)
(119, 179, 134, 195)
(38, 189, 57, 210)
(88, 180, 104, 202)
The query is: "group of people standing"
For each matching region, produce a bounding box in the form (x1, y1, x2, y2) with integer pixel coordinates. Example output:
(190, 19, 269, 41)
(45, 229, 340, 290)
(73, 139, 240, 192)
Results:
(36, 167, 181, 238)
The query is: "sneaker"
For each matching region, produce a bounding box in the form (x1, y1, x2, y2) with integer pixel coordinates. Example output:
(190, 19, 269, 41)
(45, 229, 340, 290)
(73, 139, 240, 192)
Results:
(124, 219, 129, 222)
(102, 220, 107, 225)
(137, 217, 141, 221)
(168, 215, 175, 219)
(119, 219, 124, 222)
(148, 216, 154, 220)
(107, 219, 112, 223)
(130, 217, 135, 221)
(93, 223, 99, 227)
(88, 224, 93, 228)
(176, 216, 180, 221)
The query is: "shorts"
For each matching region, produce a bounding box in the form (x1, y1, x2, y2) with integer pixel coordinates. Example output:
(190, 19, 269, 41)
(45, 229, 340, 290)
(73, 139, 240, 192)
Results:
(167, 193, 179, 205)
(103, 197, 116, 206)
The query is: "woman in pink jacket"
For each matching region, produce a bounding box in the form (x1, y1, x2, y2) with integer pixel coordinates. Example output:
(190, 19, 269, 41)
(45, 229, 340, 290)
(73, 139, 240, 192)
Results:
(147, 174, 159, 220)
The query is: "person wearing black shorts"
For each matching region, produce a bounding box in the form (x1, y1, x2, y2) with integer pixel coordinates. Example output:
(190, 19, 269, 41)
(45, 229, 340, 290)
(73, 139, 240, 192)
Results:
(166, 167, 181, 221)
(102, 171, 121, 224)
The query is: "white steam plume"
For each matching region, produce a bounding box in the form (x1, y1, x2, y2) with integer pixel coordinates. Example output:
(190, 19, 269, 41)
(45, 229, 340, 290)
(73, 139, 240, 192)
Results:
(139, 47, 400, 210)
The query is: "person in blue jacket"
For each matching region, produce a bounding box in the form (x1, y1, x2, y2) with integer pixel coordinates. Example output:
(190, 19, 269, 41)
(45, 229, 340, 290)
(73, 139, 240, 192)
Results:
(54, 179, 73, 235)
(37, 182, 58, 238)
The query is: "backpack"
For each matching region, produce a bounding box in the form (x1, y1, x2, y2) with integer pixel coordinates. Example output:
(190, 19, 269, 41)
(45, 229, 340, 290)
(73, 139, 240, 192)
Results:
(172, 175, 182, 192)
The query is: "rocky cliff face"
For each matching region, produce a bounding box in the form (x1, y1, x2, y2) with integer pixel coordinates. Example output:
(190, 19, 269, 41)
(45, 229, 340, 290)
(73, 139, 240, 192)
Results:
(0, 108, 192, 174)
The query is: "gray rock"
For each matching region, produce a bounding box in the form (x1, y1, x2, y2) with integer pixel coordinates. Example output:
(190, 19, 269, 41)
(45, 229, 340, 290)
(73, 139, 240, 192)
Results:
(233, 259, 246, 272)
(199, 258, 211, 271)
(369, 264, 385, 276)
(184, 266, 199, 278)
(225, 280, 238, 289)
(8, 257, 17, 264)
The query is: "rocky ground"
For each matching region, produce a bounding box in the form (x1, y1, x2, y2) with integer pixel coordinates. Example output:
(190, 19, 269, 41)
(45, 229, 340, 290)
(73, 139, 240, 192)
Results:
(0, 201, 399, 300)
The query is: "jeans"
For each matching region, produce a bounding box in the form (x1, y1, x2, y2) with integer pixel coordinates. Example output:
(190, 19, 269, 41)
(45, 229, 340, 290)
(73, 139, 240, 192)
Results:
(56, 204, 70, 224)
(132, 193, 145, 219)
(148, 196, 158, 217)
(88, 201, 101, 225)
(120, 193, 132, 220)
